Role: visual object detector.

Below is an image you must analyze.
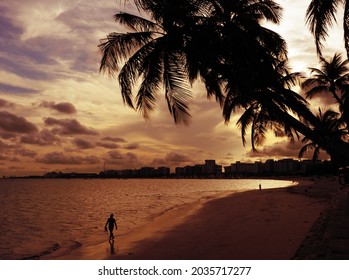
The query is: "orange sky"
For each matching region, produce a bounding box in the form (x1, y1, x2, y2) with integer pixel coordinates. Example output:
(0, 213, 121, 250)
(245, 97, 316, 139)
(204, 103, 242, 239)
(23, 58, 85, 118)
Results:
(0, 0, 345, 176)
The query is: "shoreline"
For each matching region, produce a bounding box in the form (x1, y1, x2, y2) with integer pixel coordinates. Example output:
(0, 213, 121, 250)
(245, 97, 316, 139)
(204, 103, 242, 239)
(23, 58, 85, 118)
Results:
(47, 177, 340, 260)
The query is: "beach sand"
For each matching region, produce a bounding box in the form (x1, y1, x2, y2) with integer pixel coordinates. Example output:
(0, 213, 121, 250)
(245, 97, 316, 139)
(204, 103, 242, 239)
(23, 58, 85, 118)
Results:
(51, 178, 340, 260)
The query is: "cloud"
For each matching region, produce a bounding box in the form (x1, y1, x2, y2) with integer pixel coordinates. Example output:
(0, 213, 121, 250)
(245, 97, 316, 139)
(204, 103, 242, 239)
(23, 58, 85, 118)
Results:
(0, 98, 15, 108)
(124, 143, 139, 150)
(40, 101, 76, 114)
(245, 140, 306, 159)
(44, 117, 98, 135)
(125, 152, 138, 162)
(0, 111, 38, 134)
(15, 148, 37, 157)
(108, 151, 123, 160)
(0, 6, 23, 40)
(151, 152, 193, 167)
(0, 139, 16, 150)
(20, 129, 61, 146)
(96, 142, 119, 149)
(105, 151, 140, 167)
(102, 137, 127, 143)
(73, 138, 95, 149)
(36, 152, 100, 165)
(0, 83, 40, 94)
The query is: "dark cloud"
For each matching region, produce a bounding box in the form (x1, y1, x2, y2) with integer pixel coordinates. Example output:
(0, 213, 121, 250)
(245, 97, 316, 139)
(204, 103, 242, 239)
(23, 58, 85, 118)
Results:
(125, 152, 138, 162)
(124, 143, 139, 150)
(8, 165, 24, 169)
(0, 131, 17, 140)
(96, 142, 119, 149)
(0, 54, 53, 81)
(20, 129, 61, 146)
(0, 7, 23, 39)
(0, 111, 38, 134)
(245, 141, 306, 159)
(151, 152, 193, 166)
(15, 149, 37, 158)
(0, 83, 40, 94)
(40, 101, 77, 114)
(0, 98, 15, 108)
(102, 137, 127, 143)
(0, 155, 7, 160)
(106, 152, 140, 167)
(36, 152, 100, 165)
(0, 139, 16, 149)
(44, 117, 98, 135)
(108, 151, 123, 160)
(73, 138, 95, 149)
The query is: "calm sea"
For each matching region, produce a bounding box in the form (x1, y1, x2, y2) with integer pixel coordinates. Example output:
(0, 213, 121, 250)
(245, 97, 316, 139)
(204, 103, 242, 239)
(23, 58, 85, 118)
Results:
(0, 178, 293, 259)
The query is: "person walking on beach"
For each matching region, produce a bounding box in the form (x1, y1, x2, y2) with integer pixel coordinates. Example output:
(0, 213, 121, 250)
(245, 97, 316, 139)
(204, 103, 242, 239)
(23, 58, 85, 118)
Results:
(105, 214, 117, 242)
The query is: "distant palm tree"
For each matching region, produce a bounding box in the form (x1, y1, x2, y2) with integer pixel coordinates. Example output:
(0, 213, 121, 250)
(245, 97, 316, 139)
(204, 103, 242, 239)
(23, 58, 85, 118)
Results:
(306, 0, 349, 57)
(299, 108, 349, 161)
(302, 53, 349, 127)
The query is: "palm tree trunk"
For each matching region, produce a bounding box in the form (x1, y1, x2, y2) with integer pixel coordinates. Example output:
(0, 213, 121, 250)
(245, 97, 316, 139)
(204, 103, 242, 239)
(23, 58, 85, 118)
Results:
(344, 1, 349, 59)
(330, 84, 344, 106)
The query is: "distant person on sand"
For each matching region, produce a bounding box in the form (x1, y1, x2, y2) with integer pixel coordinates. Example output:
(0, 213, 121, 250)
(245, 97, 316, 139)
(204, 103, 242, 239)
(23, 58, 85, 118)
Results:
(105, 214, 117, 242)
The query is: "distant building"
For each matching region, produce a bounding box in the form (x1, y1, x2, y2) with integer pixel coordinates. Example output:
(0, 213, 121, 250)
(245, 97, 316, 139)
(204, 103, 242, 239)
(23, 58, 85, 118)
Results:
(274, 158, 299, 175)
(157, 167, 171, 177)
(224, 158, 336, 177)
(174, 160, 222, 178)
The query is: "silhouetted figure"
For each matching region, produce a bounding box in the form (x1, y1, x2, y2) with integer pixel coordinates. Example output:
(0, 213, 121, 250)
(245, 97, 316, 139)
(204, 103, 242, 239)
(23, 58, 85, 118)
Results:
(259, 183, 262, 190)
(105, 214, 117, 242)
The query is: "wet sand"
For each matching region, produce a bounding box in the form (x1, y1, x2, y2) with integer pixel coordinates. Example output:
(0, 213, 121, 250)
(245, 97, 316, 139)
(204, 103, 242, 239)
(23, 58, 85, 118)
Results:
(51, 178, 340, 260)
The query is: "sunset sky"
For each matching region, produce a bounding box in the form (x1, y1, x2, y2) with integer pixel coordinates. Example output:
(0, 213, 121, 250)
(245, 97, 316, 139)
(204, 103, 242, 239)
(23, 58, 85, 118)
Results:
(0, 0, 346, 176)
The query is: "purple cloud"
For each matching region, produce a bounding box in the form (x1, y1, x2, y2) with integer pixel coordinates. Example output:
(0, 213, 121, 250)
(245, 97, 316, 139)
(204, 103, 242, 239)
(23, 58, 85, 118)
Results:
(151, 152, 193, 166)
(44, 117, 98, 135)
(96, 142, 119, 149)
(124, 143, 139, 150)
(36, 152, 100, 165)
(102, 137, 127, 143)
(245, 141, 316, 159)
(40, 101, 77, 114)
(0, 111, 38, 134)
(0, 83, 40, 94)
(15, 149, 37, 158)
(108, 151, 123, 160)
(105, 152, 140, 167)
(73, 138, 95, 149)
(20, 129, 61, 146)
(0, 98, 15, 108)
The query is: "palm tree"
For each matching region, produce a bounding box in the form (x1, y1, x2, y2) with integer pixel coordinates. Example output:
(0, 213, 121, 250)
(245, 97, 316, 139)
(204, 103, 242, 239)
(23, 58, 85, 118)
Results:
(306, 0, 349, 57)
(99, 0, 287, 125)
(236, 61, 304, 152)
(299, 108, 349, 161)
(100, 0, 349, 166)
(302, 53, 349, 127)
(99, 0, 206, 125)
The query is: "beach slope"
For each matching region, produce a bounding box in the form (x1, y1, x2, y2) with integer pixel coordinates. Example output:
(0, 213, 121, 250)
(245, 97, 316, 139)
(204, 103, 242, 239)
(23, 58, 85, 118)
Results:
(59, 179, 338, 260)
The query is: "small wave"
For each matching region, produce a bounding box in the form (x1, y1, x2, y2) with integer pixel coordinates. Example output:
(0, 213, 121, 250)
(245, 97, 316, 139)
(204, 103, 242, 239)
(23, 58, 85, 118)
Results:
(20, 241, 82, 260)
(21, 243, 61, 260)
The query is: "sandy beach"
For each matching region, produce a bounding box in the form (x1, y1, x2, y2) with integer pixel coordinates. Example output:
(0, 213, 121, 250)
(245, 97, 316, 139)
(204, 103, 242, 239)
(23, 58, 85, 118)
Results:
(51, 178, 340, 260)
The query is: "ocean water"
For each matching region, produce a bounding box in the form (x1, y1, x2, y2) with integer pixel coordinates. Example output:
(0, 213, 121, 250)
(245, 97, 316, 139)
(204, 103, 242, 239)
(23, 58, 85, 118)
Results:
(0, 178, 293, 259)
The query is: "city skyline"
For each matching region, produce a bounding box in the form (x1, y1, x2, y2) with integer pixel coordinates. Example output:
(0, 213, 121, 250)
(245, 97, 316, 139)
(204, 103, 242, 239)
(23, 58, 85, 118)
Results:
(0, 0, 344, 176)
(8, 157, 334, 179)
